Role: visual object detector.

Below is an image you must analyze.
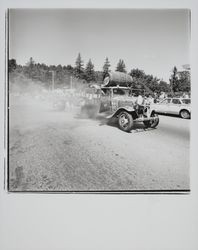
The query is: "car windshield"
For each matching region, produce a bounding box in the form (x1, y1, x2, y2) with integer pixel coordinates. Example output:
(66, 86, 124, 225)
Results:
(172, 99, 181, 104)
(181, 99, 191, 104)
(160, 99, 171, 104)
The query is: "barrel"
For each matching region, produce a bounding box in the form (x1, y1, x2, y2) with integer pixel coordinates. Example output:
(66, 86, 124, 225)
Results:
(103, 72, 133, 87)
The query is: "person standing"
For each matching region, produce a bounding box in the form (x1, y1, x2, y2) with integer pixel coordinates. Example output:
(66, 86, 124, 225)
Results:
(137, 94, 144, 105)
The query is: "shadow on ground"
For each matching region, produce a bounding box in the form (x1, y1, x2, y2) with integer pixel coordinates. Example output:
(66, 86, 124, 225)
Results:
(97, 115, 155, 133)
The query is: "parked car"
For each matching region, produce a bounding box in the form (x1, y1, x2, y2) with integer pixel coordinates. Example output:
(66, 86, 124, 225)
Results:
(151, 97, 191, 119)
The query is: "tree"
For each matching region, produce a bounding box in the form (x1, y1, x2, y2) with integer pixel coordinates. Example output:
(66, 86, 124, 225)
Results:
(145, 75, 160, 92)
(26, 57, 35, 67)
(177, 70, 191, 92)
(130, 68, 145, 79)
(8, 59, 17, 73)
(55, 64, 64, 86)
(115, 59, 126, 73)
(129, 68, 147, 89)
(102, 57, 111, 77)
(74, 53, 84, 79)
(158, 80, 171, 93)
(64, 65, 73, 71)
(130, 68, 167, 95)
(169, 66, 179, 93)
(24, 57, 38, 79)
(85, 59, 95, 82)
(95, 71, 104, 85)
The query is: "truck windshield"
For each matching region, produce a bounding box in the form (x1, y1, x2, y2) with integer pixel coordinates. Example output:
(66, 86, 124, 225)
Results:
(113, 89, 130, 96)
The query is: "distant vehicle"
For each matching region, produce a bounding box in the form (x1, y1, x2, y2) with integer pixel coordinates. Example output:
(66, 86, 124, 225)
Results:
(151, 97, 191, 119)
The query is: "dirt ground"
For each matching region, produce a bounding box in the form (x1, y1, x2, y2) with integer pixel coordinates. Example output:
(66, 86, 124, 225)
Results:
(8, 95, 190, 192)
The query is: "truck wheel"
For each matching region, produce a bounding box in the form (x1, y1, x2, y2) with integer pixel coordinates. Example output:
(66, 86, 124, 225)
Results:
(118, 111, 133, 132)
(180, 110, 190, 119)
(144, 113, 159, 128)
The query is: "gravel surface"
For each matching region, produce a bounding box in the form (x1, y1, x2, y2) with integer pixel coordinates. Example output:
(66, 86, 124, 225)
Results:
(8, 96, 190, 191)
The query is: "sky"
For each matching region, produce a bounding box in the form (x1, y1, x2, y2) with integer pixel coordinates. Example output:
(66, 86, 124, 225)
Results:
(9, 9, 190, 82)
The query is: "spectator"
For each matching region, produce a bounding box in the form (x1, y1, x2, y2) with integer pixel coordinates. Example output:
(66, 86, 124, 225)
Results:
(147, 95, 154, 105)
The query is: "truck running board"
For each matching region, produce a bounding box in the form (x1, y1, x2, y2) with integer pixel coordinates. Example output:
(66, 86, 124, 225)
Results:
(134, 116, 158, 122)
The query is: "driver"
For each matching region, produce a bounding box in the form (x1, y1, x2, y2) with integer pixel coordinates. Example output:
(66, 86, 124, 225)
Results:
(137, 94, 144, 105)
(136, 94, 144, 114)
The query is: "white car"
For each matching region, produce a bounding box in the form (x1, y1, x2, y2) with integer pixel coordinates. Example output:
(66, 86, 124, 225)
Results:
(151, 98, 191, 119)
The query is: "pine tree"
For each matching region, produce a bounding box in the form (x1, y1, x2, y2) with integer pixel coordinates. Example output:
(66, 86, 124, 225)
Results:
(8, 59, 17, 73)
(85, 59, 95, 82)
(74, 53, 84, 79)
(115, 59, 126, 73)
(24, 57, 37, 79)
(169, 66, 179, 93)
(102, 57, 111, 77)
(177, 71, 191, 92)
(26, 57, 35, 67)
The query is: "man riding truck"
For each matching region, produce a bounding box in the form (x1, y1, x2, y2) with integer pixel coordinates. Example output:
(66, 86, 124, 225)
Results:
(134, 94, 145, 115)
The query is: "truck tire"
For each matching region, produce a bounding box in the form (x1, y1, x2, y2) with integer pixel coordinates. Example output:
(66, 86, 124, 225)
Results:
(180, 110, 190, 119)
(118, 111, 133, 132)
(144, 113, 159, 128)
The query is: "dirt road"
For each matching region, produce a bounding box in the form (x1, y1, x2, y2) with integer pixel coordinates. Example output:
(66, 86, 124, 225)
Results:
(8, 97, 190, 191)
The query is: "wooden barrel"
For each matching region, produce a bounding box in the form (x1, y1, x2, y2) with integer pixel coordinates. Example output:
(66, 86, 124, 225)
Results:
(103, 72, 132, 87)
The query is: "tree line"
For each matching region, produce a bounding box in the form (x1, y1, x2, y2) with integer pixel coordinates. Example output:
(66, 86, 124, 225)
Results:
(8, 53, 190, 94)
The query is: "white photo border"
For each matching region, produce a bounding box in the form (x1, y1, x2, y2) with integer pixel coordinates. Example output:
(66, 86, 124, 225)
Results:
(0, 1, 198, 250)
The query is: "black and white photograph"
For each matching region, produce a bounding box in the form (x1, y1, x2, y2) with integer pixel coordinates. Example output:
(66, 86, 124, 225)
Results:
(8, 8, 191, 192)
(1, 1, 198, 250)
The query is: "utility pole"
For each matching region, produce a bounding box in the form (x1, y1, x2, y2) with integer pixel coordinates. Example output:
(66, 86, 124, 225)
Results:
(70, 75, 73, 89)
(49, 70, 55, 90)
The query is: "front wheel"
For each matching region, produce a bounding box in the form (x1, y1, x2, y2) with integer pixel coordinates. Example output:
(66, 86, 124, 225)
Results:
(144, 113, 159, 128)
(118, 111, 133, 132)
(180, 110, 190, 119)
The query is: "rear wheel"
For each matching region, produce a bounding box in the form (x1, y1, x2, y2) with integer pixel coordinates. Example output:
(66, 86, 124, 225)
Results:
(118, 111, 133, 132)
(144, 113, 159, 128)
(180, 110, 190, 119)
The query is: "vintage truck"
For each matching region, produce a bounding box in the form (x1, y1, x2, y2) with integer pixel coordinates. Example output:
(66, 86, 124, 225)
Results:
(81, 72, 159, 132)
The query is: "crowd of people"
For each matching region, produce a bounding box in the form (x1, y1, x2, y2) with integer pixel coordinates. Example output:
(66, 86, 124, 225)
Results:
(132, 94, 154, 105)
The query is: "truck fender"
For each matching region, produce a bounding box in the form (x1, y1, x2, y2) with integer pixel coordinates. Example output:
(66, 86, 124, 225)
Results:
(106, 107, 136, 119)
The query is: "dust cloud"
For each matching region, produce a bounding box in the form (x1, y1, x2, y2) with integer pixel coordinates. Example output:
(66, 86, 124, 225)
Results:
(9, 77, 99, 132)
